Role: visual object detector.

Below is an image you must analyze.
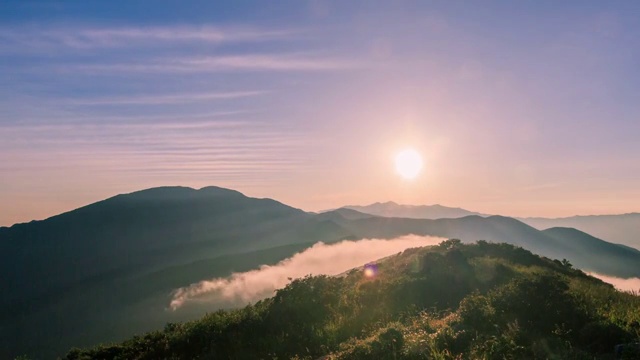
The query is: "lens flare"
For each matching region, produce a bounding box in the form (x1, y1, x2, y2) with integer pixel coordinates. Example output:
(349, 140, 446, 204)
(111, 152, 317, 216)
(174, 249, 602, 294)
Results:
(363, 263, 378, 278)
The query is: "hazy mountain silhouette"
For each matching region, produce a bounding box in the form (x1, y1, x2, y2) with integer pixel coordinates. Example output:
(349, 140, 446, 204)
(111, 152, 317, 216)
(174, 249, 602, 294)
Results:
(0, 186, 349, 310)
(343, 202, 639, 250)
(343, 201, 486, 219)
(520, 213, 640, 249)
(326, 214, 640, 278)
(2, 186, 639, 359)
(314, 207, 377, 221)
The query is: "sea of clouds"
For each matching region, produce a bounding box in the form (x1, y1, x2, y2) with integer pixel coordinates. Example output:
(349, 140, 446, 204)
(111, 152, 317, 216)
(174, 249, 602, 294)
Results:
(587, 272, 640, 293)
(169, 236, 640, 310)
(170, 235, 445, 310)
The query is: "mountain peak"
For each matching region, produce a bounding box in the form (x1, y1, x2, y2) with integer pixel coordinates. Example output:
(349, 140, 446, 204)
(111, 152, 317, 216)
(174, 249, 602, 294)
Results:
(197, 186, 245, 197)
(119, 186, 245, 200)
(369, 201, 399, 206)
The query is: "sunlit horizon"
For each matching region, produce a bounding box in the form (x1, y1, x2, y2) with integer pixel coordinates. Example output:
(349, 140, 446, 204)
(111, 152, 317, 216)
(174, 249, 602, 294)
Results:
(2, 1, 640, 226)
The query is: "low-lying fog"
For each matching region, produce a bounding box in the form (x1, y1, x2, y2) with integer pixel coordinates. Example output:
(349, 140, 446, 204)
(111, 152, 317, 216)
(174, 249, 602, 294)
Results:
(170, 235, 445, 310)
(169, 237, 640, 311)
(587, 272, 640, 293)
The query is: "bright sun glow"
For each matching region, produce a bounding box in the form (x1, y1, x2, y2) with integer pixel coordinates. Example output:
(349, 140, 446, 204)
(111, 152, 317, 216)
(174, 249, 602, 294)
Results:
(395, 149, 423, 180)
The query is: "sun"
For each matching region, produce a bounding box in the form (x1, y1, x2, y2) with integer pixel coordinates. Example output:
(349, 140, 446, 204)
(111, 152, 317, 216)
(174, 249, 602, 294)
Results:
(395, 149, 423, 180)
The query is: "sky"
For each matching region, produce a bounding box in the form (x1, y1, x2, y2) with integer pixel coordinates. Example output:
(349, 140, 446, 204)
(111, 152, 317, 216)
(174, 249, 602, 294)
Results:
(1, 1, 639, 226)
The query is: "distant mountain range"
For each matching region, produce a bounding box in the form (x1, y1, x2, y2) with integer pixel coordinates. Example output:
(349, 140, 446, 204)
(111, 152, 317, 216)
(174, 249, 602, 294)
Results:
(2, 187, 639, 358)
(341, 202, 639, 249)
(519, 213, 640, 249)
(343, 202, 486, 219)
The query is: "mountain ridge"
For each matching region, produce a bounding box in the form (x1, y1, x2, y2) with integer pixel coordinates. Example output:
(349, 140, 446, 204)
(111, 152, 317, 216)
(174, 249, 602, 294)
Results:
(520, 213, 640, 249)
(338, 201, 640, 249)
(342, 202, 486, 219)
(3, 186, 640, 359)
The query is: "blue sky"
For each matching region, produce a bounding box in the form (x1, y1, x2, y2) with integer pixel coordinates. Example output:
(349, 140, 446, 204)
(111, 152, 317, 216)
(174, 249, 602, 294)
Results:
(1, 1, 639, 225)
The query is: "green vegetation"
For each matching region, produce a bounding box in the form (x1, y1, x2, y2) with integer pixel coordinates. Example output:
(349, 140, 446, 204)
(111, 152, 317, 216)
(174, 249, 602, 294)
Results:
(63, 240, 640, 360)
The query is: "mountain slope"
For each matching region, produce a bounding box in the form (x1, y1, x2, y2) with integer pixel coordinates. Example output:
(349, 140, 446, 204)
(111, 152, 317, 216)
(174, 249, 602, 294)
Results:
(343, 201, 486, 219)
(314, 208, 377, 224)
(62, 241, 640, 360)
(0, 186, 351, 359)
(341, 202, 640, 250)
(542, 227, 640, 276)
(335, 215, 640, 278)
(520, 213, 640, 249)
(0, 186, 317, 307)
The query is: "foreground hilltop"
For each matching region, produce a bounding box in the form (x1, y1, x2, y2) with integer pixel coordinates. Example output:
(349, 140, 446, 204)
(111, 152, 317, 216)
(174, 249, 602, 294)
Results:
(65, 241, 640, 360)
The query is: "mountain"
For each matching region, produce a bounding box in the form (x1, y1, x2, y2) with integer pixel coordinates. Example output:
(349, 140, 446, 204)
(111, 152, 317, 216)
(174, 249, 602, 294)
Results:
(342, 202, 640, 250)
(519, 213, 640, 249)
(330, 214, 640, 278)
(314, 207, 377, 221)
(0, 186, 351, 359)
(0, 186, 350, 315)
(342, 201, 486, 219)
(61, 241, 640, 360)
(3, 187, 640, 359)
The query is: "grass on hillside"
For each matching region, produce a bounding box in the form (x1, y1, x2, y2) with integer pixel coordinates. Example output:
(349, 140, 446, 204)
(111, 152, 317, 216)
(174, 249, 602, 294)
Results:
(61, 240, 640, 360)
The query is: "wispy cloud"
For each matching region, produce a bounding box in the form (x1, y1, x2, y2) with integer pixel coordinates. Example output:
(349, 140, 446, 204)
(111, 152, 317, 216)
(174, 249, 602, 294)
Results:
(17, 110, 256, 126)
(70, 90, 267, 105)
(70, 54, 355, 74)
(0, 25, 296, 50)
(173, 54, 353, 71)
(170, 235, 445, 310)
(1, 24, 355, 75)
(0, 109, 310, 183)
